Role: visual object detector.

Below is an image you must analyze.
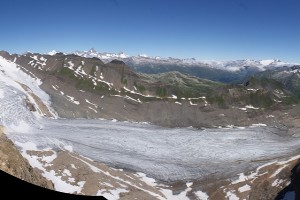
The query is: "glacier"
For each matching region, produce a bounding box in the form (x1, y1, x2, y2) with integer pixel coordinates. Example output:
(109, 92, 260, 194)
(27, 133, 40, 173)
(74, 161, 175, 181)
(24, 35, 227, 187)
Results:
(6, 118, 300, 182)
(1, 55, 300, 183)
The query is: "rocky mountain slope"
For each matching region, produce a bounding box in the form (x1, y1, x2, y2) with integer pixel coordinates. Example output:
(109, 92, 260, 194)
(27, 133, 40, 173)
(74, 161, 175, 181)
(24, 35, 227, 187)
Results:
(0, 126, 54, 189)
(1, 50, 300, 130)
(255, 65, 300, 98)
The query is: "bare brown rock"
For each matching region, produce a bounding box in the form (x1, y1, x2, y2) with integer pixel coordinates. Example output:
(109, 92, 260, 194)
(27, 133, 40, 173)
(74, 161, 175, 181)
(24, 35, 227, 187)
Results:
(0, 126, 54, 190)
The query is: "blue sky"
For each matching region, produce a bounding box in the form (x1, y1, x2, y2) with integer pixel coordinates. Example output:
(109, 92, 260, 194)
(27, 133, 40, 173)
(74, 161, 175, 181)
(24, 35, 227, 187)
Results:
(1, 0, 300, 62)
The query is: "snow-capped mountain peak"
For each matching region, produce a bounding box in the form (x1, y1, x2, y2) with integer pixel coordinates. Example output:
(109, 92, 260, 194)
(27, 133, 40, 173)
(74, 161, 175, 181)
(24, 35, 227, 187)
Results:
(70, 49, 297, 72)
(48, 50, 59, 56)
(138, 54, 149, 58)
(73, 49, 129, 60)
(260, 59, 282, 66)
(88, 48, 97, 54)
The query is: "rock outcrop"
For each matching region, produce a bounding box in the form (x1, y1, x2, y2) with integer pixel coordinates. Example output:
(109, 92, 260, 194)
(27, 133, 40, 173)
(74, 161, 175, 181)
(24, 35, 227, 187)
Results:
(0, 126, 54, 190)
(275, 160, 300, 199)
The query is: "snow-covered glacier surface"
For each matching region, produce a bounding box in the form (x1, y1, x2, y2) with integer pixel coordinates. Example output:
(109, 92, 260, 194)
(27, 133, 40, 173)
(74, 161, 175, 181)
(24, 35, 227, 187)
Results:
(6, 118, 300, 182)
(1, 56, 300, 182)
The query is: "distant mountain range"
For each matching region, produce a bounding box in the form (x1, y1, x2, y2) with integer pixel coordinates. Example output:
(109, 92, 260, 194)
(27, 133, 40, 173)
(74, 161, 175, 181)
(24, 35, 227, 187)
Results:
(60, 49, 297, 83)
(70, 48, 294, 70)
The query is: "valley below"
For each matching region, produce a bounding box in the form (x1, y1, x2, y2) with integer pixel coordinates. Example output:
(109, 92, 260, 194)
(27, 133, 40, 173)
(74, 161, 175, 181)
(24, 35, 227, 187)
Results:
(1, 51, 300, 199)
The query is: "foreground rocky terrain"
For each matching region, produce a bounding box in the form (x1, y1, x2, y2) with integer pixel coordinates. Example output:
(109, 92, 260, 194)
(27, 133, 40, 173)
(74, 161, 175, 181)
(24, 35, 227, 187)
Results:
(0, 126, 53, 189)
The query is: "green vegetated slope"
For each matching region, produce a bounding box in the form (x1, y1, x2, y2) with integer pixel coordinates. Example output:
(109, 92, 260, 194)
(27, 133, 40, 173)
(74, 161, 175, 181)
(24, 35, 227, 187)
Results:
(126, 61, 258, 84)
(255, 66, 300, 99)
(138, 72, 223, 98)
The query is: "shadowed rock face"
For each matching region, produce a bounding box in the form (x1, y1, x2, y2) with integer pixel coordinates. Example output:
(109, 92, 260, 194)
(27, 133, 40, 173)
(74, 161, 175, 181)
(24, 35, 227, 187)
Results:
(275, 160, 300, 200)
(202, 154, 300, 200)
(110, 59, 126, 65)
(0, 126, 54, 189)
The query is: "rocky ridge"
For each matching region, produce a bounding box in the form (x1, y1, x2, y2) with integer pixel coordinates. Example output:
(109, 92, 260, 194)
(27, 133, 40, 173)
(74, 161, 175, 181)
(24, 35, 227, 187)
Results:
(1, 51, 300, 131)
(0, 126, 54, 190)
